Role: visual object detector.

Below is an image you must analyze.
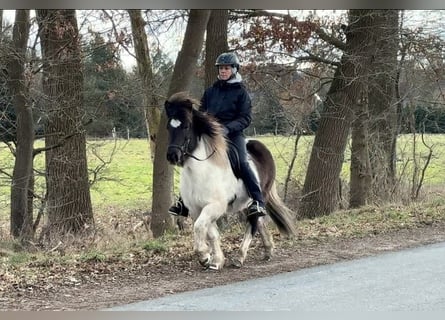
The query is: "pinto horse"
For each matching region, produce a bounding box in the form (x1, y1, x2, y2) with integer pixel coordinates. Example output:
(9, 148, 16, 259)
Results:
(165, 92, 296, 270)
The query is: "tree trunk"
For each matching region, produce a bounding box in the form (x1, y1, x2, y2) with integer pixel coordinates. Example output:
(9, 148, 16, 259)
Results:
(128, 9, 161, 161)
(299, 10, 372, 218)
(204, 10, 229, 88)
(367, 10, 399, 202)
(151, 9, 211, 237)
(349, 91, 372, 208)
(36, 10, 93, 237)
(7, 10, 34, 241)
(204, 9, 230, 230)
(0, 10, 3, 36)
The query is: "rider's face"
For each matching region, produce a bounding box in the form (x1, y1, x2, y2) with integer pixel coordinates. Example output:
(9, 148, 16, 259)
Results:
(218, 65, 232, 80)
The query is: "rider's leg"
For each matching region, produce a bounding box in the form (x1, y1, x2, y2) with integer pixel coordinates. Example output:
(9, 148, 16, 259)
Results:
(230, 135, 266, 217)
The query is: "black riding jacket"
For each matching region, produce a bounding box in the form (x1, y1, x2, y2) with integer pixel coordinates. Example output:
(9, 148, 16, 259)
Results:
(200, 79, 252, 136)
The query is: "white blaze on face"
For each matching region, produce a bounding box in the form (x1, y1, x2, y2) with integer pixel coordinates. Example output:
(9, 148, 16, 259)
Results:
(170, 118, 182, 128)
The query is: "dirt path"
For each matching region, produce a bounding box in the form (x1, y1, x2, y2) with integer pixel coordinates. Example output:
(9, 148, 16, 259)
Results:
(1, 223, 445, 311)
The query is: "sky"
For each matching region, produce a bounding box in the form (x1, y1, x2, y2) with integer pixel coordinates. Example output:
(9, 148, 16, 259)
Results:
(2, 10, 445, 72)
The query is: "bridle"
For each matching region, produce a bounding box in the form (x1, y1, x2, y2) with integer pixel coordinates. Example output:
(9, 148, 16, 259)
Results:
(169, 136, 216, 162)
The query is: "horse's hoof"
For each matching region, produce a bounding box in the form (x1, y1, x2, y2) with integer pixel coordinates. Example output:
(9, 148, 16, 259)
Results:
(198, 256, 211, 268)
(231, 258, 243, 268)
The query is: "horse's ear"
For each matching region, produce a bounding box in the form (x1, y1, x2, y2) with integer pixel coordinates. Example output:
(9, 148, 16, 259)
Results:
(164, 100, 173, 117)
(185, 99, 194, 110)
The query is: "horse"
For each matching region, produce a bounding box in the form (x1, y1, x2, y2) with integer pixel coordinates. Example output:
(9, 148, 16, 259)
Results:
(164, 91, 296, 270)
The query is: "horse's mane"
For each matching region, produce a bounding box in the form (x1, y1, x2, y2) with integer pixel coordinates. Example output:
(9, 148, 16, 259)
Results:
(168, 91, 201, 110)
(167, 92, 228, 167)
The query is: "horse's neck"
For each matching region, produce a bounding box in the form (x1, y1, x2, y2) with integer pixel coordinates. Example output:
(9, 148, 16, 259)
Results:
(190, 136, 227, 166)
(182, 137, 229, 179)
(181, 136, 241, 209)
(191, 137, 213, 160)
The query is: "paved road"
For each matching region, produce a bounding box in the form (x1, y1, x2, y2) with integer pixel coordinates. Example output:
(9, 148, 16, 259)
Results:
(106, 242, 445, 311)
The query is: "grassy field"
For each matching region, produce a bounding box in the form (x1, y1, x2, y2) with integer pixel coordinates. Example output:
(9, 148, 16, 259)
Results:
(0, 135, 311, 217)
(1, 134, 445, 220)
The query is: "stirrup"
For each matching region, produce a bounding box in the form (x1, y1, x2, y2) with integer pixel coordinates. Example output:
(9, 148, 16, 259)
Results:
(247, 200, 266, 217)
(168, 199, 189, 217)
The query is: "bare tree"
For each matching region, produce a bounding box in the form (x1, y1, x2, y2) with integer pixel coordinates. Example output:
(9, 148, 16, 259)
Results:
(6, 10, 33, 240)
(367, 10, 400, 201)
(349, 10, 400, 207)
(128, 9, 161, 161)
(299, 10, 373, 218)
(151, 10, 211, 237)
(36, 10, 93, 237)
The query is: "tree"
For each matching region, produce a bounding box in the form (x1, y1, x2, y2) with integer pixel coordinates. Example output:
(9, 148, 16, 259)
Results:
(349, 10, 399, 207)
(83, 33, 121, 137)
(7, 10, 33, 240)
(36, 10, 93, 237)
(128, 9, 161, 160)
(366, 10, 400, 202)
(238, 9, 445, 209)
(299, 10, 373, 218)
(83, 33, 144, 139)
(151, 9, 211, 237)
(1, 14, 16, 143)
(1, 68, 16, 143)
(203, 10, 231, 230)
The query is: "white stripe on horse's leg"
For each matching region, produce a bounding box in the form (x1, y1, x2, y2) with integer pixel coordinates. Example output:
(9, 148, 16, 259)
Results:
(257, 216, 274, 260)
(193, 219, 210, 267)
(193, 202, 226, 268)
(233, 222, 253, 268)
(207, 222, 224, 270)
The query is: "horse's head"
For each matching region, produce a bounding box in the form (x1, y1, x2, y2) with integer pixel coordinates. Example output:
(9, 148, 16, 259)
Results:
(164, 92, 199, 166)
(165, 92, 228, 167)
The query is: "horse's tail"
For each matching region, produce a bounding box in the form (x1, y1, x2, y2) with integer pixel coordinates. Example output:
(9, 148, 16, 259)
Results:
(265, 181, 297, 237)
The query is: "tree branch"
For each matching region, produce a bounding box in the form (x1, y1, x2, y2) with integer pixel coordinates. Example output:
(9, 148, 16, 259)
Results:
(233, 9, 347, 51)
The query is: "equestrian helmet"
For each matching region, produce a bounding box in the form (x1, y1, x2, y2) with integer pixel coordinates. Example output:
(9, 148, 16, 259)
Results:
(215, 52, 240, 69)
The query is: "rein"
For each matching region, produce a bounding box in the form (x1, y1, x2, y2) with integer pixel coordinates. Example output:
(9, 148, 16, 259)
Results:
(187, 148, 216, 161)
(169, 137, 217, 162)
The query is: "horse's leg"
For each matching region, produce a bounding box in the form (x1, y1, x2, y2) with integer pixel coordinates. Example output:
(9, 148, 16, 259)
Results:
(232, 220, 253, 268)
(233, 216, 273, 268)
(257, 216, 274, 261)
(206, 222, 225, 270)
(193, 202, 225, 269)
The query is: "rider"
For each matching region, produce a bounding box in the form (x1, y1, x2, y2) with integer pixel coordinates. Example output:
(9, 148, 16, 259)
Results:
(168, 51, 266, 220)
